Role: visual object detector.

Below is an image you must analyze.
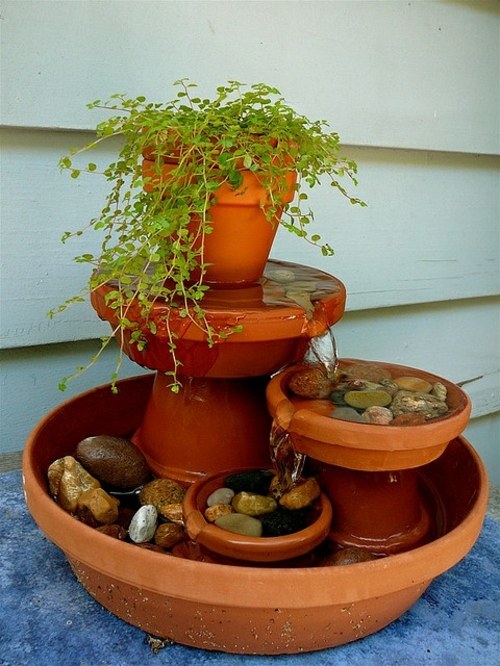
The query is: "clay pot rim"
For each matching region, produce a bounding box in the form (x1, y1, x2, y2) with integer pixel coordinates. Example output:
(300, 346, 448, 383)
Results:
(23, 431, 487, 608)
(267, 359, 472, 451)
(183, 467, 333, 562)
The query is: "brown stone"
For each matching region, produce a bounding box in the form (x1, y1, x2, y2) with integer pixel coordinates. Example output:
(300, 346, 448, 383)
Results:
(279, 477, 321, 510)
(96, 524, 128, 540)
(158, 502, 184, 524)
(47, 456, 100, 513)
(321, 547, 377, 566)
(288, 366, 334, 399)
(154, 523, 184, 549)
(139, 478, 186, 510)
(343, 363, 393, 383)
(204, 503, 234, 523)
(75, 435, 150, 490)
(391, 412, 427, 426)
(77, 487, 120, 525)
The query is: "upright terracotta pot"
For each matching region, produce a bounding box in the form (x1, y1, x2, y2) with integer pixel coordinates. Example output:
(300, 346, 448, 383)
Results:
(142, 158, 298, 285)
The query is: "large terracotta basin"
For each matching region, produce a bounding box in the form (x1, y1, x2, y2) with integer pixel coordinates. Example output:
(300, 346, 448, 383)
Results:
(23, 374, 487, 654)
(266, 359, 472, 471)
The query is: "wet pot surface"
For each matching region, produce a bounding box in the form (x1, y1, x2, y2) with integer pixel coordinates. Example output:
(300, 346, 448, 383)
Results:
(23, 375, 488, 655)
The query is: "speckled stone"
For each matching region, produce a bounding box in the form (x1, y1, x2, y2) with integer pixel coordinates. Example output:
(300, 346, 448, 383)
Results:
(128, 504, 158, 543)
(391, 390, 449, 419)
(343, 363, 393, 383)
(362, 406, 394, 425)
(215, 512, 263, 537)
(232, 491, 277, 516)
(204, 503, 234, 523)
(139, 478, 186, 511)
(288, 366, 335, 399)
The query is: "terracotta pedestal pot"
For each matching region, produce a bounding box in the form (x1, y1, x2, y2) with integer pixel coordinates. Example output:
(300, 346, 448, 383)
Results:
(91, 261, 346, 480)
(266, 360, 472, 554)
(142, 158, 297, 285)
(23, 374, 488, 655)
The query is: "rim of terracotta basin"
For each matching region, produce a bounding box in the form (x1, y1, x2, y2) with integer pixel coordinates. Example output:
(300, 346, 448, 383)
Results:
(183, 468, 333, 562)
(266, 359, 472, 471)
(22, 375, 486, 608)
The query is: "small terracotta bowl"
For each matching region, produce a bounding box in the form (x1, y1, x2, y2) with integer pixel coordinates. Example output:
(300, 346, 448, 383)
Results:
(183, 468, 333, 562)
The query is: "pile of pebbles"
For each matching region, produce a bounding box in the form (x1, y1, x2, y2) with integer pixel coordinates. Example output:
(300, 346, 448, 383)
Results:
(202, 470, 322, 538)
(46, 434, 378, 565)
(47, 435, 187, 554)
(288, 362, 451, 425)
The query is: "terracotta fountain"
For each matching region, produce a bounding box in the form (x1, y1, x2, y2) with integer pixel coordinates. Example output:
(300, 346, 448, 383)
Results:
(23, 187, 487, 655)
(22, 248, 488, 653)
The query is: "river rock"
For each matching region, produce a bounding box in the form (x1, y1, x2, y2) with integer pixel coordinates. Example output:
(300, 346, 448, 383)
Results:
(321, 547, 377, 566)
(205, 503, 234, 523)
(391, 412, 427, 426)
(96, 524, 127, 540)
(139, 478, 186, 510)
(154, 523, 184, 549)
(362, 406, 394, 425)
(215, 512, 263, 537)
(391, 390, 448, 419)
(158, 503, 184, 523)
(394, 376, 433, 394)
(75, 435, 150, 490)
(47, 456, 100, 513)
(232, 491, 277, 517)
(288, 366, 335, 399)
(207, 487, 235, 507)
(279, 477, 321, 510)
(331, 406, 366, 422)
(343, 363, 392, 383)
(344, 389, 392, 409)
(431, 381, 448, 402)
(76, 487, 120, 525)
(128, 505, 158, 543)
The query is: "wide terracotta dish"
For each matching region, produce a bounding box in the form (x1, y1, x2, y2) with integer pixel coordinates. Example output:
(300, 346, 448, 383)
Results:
(23, 374, 488, 654)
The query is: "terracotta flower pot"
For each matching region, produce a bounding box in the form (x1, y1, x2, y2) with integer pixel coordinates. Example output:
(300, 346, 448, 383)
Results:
(22, 374, 488, 654)
(183, 468, 333, 562)
(142, 158, 297, 286)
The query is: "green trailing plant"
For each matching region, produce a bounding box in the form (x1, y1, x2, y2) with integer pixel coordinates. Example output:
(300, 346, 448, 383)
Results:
(51, 79, 365, 392)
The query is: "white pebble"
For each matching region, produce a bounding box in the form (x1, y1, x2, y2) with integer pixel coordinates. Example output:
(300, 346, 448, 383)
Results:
(128, 504, 158, 543)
